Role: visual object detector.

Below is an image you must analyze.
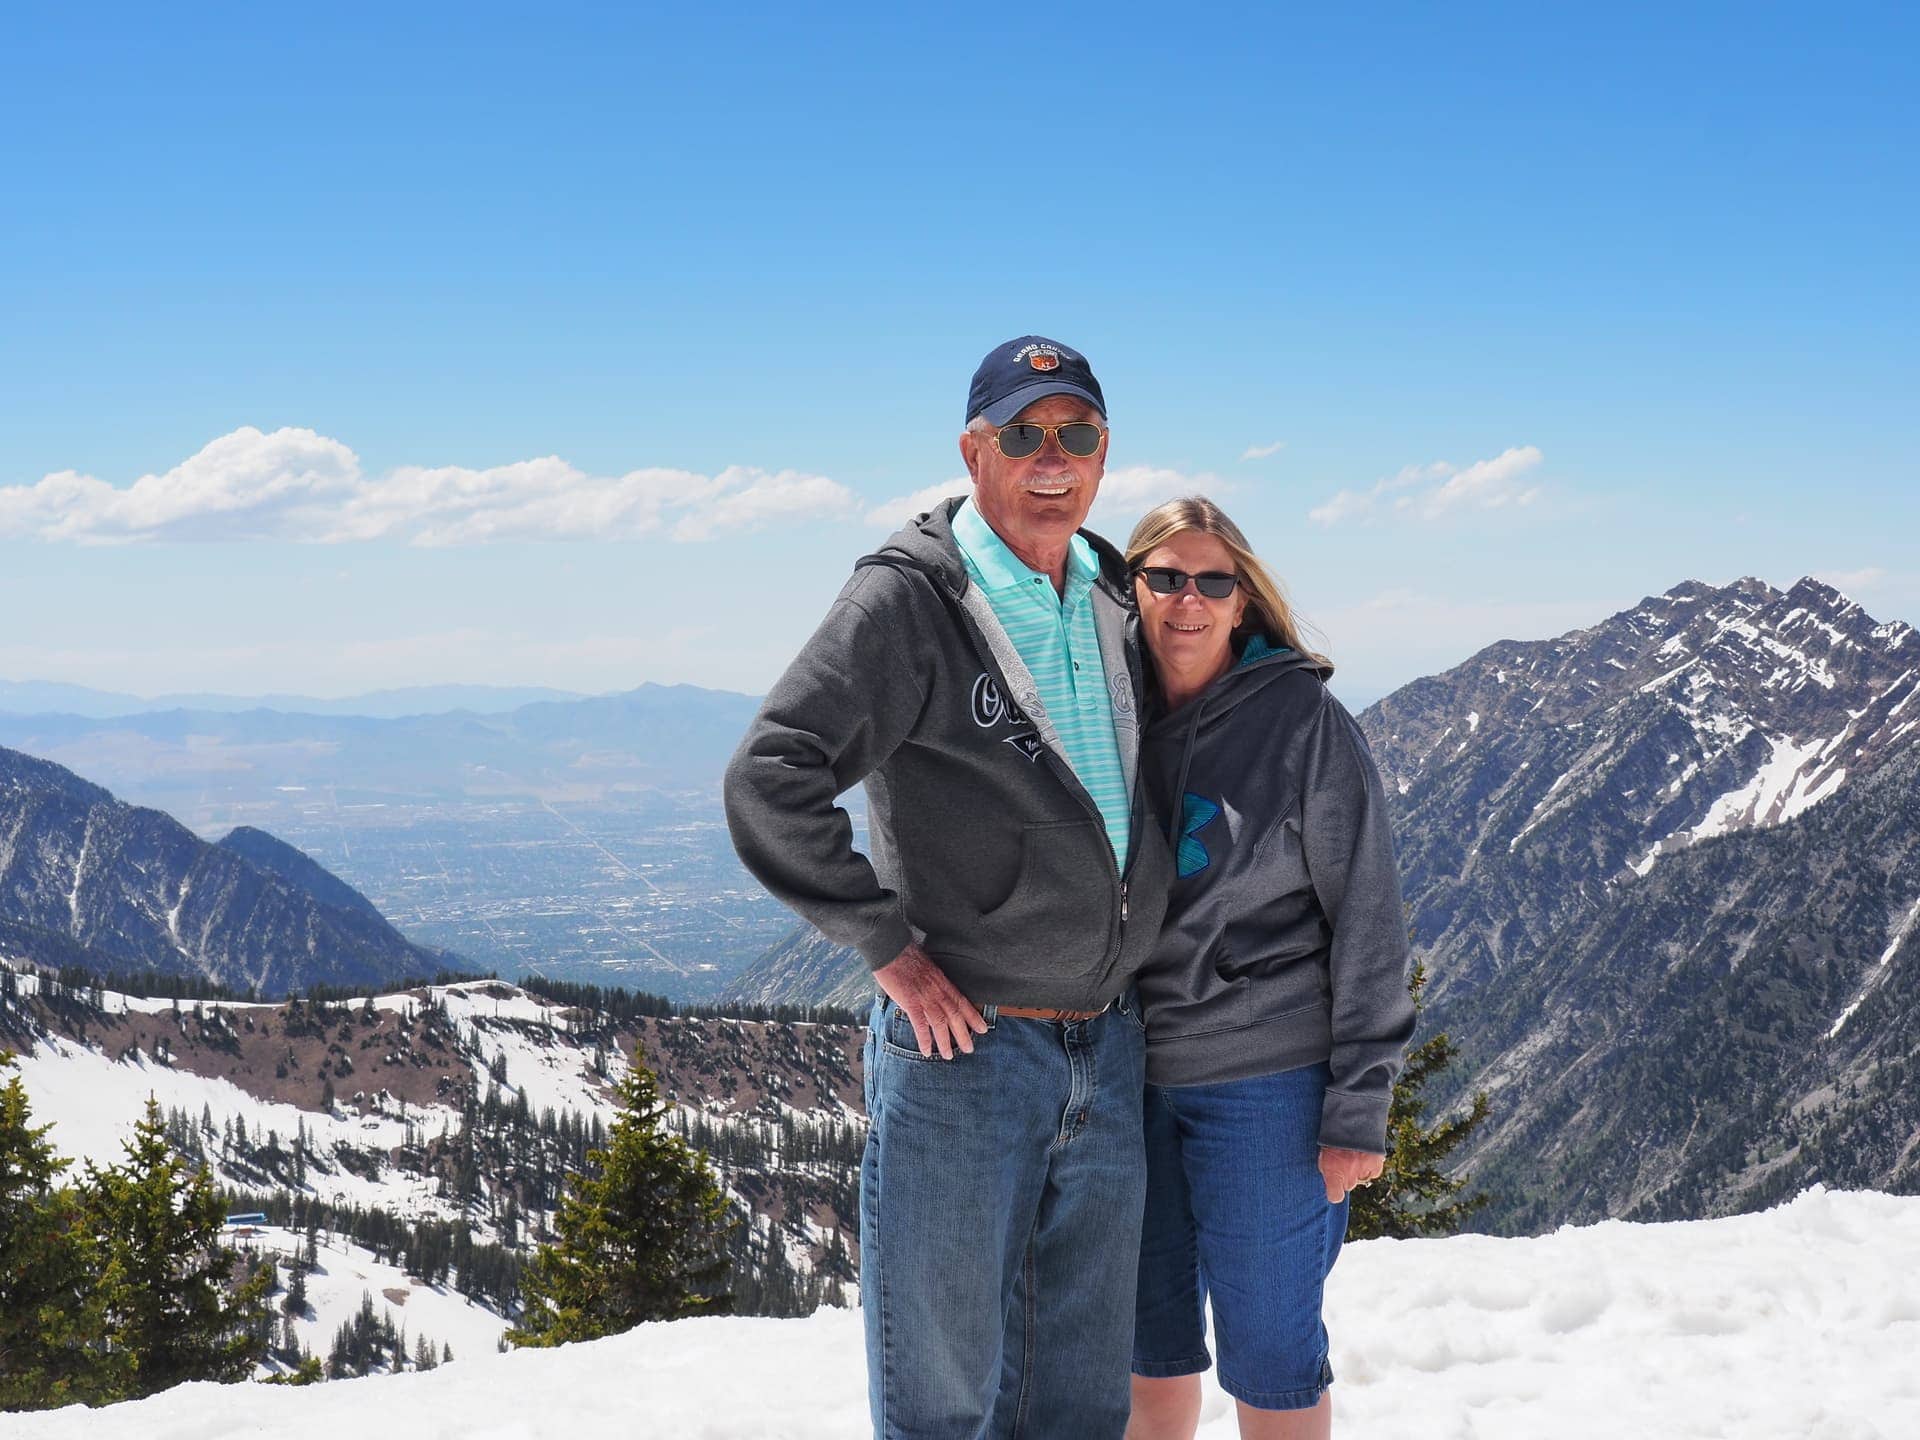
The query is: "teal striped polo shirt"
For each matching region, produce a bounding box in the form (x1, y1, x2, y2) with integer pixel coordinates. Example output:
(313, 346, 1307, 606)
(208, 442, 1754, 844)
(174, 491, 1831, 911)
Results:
(951, 498, 1131, 866)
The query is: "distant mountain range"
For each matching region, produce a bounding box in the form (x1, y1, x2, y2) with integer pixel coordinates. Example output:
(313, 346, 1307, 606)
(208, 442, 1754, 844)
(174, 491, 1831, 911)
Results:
(0, 681, 766, 817)
(722, 576, 1920, 1231)
(0, 744, 456, 996)
(0, 680, 589, 719)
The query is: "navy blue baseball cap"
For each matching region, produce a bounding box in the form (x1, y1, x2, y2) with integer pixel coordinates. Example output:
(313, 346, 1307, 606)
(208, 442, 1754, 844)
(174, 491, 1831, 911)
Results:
(965, 335, 1107, 426)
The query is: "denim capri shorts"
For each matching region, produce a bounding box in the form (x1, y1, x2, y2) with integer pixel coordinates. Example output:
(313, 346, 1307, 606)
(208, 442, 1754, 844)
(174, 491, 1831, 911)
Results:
(1131, 1062, 1350, 1411)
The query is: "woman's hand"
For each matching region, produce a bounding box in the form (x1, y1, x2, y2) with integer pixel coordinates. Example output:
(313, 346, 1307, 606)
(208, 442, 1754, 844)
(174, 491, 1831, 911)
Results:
(1318, 1145, 1384, 1203)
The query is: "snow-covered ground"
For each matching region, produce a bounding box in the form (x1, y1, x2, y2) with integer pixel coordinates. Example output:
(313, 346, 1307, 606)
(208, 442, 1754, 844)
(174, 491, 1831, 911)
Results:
(10, 1188, 1918, 1438)
(5, 1030, 469, 1220)
(230, 1224, 511, 1371)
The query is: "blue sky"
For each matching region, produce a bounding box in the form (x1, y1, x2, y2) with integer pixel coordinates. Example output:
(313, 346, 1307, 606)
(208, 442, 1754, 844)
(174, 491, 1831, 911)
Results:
(2, 4, 1915, 706)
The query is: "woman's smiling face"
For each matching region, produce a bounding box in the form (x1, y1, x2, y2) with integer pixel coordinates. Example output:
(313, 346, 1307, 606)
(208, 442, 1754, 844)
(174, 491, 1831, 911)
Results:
(1134, 529, 1249, 695)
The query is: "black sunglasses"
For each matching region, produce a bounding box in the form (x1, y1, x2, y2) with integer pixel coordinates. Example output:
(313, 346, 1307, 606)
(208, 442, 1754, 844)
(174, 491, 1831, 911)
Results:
(1134, 567, 1241, 600)
(991, 420, 1106, 459)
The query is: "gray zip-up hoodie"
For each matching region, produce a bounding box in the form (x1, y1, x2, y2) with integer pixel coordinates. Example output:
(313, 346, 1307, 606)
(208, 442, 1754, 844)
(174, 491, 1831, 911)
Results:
(724, 499, 1174, 1011)
(1139, 636, 1414, 1153)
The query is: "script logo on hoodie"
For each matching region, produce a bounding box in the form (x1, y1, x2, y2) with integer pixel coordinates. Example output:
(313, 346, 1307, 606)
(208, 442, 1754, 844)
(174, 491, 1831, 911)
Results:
(970, 672, 1046, 762)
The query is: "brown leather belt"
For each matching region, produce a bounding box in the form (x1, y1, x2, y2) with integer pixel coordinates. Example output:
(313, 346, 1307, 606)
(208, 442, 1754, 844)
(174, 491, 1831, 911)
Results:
(997, 1005, 1106, 1023)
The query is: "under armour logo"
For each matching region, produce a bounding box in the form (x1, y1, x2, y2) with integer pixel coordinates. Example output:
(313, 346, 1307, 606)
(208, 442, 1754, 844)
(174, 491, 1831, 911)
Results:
(971, 673, 1029, 729)
(1177, 793, 1221, 878)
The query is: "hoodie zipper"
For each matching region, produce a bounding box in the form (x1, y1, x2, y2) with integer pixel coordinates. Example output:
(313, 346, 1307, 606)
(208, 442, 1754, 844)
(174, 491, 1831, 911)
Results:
(861, 549, 1138, 977)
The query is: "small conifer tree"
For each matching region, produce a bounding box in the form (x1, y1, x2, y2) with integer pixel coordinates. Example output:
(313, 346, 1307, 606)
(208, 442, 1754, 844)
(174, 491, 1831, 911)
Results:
(1348, 963, 1492, 1241)
(0, 1052, 106, 1409)
(82, 1095, 272, 1399)
(508, 1045, 734, 1346)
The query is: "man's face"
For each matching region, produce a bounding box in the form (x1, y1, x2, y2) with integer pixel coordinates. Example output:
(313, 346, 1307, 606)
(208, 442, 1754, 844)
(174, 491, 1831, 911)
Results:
(958, 394, 1108, 567)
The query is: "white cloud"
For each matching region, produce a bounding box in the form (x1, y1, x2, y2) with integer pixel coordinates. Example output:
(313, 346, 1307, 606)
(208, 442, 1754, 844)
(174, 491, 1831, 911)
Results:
(0, 427, 859, 546)
(1240, 440, 1286, 461)
(1309, 446, 1545, 527)
(865, 480, 971, 529)
(1, 427, 361, 545)
(1087, 465, 1225, 529)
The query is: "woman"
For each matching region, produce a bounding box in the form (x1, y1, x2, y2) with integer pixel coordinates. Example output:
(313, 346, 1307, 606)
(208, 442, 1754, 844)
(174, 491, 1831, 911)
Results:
(1123, 498, 1415, 1440)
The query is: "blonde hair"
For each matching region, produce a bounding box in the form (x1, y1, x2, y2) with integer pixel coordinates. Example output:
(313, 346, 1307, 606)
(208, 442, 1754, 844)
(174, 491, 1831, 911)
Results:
(1125, 497, 1331, 669)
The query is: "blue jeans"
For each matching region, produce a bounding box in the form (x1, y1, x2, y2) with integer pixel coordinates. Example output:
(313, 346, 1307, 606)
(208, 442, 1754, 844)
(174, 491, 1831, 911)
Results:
(1131, 1064, 1349, 1411)
(861, 993, 1148, 1440)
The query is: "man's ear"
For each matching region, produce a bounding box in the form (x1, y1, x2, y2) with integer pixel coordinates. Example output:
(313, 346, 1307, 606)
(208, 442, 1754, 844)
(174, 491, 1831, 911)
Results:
(958, 429, 981, 481)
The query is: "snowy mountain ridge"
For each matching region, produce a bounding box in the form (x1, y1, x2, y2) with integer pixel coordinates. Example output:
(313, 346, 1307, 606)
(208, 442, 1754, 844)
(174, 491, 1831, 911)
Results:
(1365, 576, 1920, 1231)
(1, 965, 867, 1324)
(1368, 576, 1917, 892)
(0, 743, 453, 995)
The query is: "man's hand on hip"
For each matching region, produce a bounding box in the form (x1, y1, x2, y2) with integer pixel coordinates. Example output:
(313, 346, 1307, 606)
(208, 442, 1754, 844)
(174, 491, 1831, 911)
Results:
(874, 944, 988, 1060)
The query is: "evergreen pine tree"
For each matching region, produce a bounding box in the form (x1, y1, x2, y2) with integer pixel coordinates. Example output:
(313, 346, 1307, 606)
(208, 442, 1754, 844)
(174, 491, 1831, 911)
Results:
(0, 1053, 106, 1409)
(82, 1096, 272, 1399)
(1348, 963, 1493, 1241)
(283, 1264, 309, 1318)
(507, 1045, 734, 1346)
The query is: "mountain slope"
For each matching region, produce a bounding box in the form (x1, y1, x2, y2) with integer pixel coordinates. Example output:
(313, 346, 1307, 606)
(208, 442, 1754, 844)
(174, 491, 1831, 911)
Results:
(1354, 576, 1920, 1229)
(1, 971, 865, 1320)
(0, 745, 450, 996)
(217, 825, 390, 924)
(721, 926, 871, 1010)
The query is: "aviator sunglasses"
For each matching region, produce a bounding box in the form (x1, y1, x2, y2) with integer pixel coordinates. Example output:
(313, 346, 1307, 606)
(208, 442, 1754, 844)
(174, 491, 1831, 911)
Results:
(990, 420, 1106, 459)
(1134, 567, 1241, 600)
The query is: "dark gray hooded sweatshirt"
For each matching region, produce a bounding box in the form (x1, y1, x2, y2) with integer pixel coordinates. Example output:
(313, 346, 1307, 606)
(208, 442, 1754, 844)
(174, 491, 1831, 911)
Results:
(725, 499, 1174, 1011)
(1138, 637, 1414, 1153)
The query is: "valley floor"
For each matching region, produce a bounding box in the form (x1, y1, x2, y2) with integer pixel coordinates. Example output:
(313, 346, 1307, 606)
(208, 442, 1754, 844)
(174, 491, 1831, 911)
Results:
(8, 1187, 1916, 1438)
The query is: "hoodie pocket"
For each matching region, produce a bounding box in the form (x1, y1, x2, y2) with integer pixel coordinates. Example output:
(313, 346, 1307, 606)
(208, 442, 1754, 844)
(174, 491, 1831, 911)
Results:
(973, 818, 1113, 976)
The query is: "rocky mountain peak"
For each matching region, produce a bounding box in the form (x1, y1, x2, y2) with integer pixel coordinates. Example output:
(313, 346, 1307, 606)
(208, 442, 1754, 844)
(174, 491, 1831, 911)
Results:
(0, 744, 448, 996)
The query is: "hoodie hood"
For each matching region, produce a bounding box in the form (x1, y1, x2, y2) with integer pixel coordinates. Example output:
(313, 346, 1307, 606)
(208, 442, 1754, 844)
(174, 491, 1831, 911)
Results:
(859, 496, 1135, 603)
(1143, 634, 1334, 744)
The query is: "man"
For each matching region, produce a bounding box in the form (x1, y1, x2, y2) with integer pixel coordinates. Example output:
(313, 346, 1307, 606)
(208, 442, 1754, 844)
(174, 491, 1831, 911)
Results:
(724, 335, 1174, 1438)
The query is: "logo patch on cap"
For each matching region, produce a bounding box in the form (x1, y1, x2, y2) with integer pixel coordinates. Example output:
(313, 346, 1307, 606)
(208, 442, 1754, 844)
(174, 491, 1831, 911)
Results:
(1013, 341, 1064, 373)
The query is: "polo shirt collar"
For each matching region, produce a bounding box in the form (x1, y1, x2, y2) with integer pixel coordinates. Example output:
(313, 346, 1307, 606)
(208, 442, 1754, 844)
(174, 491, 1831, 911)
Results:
(952, 497, 1100, 596)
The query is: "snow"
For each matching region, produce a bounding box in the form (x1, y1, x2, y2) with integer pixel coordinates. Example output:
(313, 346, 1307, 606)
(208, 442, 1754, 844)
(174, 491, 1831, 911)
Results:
(67, 815, 92, 926)
(231, 1224, 510, 1369)
(4, 1000, 472, 1224)
(8, 1188, 1919, 1438)
(1827, 896, 1920, 1039)
(1871, 622, 1913, 652)
(1883, 670, 1919, 721)
(165, 878, 190, 956)
(1692, 733, 1844, 840)
(1467, 710, 1480, 733)
(1508, 765, 1577, 850)
(422, 983, 623, 1121)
